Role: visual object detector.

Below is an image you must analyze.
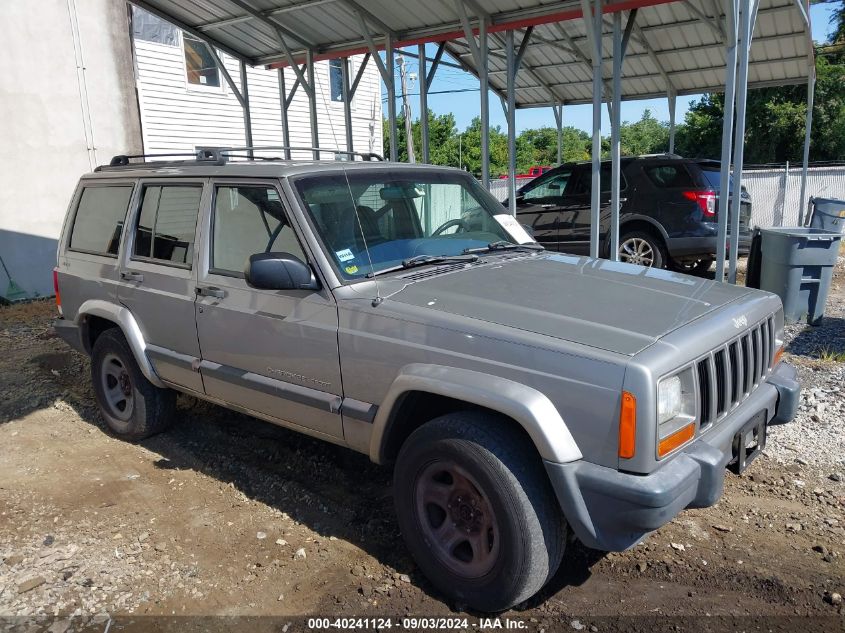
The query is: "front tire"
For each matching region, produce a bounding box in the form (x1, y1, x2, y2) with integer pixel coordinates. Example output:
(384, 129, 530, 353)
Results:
(91, 328, 176, 441)
(393, 412, 566, 612)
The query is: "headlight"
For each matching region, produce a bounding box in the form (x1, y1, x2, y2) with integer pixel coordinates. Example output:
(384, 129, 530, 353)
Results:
(657, 375, 682, 423)
(656, 369, 697, 458)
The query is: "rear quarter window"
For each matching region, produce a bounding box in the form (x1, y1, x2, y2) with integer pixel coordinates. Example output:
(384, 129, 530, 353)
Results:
(644, 164, 695, 189)
(69, 185, 135, 256)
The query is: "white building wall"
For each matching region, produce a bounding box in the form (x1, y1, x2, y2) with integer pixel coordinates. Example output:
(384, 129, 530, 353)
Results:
(134, 30, 383, 159)
(0, 0, 142, 299)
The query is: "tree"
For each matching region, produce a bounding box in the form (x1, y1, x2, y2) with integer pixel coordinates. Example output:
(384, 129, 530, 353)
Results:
(618, 109, 670, 156)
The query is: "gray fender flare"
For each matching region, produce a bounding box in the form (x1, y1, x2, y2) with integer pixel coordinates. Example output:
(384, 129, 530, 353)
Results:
(75, 299, 166, 388)
(369, 363, 582, 464)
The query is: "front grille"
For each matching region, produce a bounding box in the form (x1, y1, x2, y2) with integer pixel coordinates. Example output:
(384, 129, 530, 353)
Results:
(695, 315, 775, 428)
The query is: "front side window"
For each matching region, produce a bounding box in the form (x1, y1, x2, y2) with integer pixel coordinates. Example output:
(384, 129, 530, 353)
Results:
(522, 170, 573, 201)
(133, 185, 201, 266)
(69, 185, 134, 256)
(212, 185, 306, 276)
(184, 34, 221, 87)
(294, 170, 518, 280)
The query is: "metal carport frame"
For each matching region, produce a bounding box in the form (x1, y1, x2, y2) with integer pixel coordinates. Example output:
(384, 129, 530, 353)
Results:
(130, 0, 816, 284)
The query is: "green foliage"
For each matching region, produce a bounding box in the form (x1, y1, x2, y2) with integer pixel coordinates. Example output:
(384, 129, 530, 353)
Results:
(618, 109, 670, 156)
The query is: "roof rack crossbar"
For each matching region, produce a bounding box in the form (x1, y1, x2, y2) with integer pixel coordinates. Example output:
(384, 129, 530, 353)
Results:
(220, 146, 384, 161)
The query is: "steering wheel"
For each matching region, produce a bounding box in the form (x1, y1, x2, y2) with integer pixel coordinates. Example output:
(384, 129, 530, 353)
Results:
(432, 218, 469, 236)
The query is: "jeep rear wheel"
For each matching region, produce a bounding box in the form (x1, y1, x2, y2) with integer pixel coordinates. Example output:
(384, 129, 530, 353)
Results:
(91, 328, 175, 441)
(394, 411, 566, 612)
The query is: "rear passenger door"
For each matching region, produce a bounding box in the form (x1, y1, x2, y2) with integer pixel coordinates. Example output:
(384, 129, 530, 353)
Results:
(118, 179, 206, 394)
(193, 181, 343, 440)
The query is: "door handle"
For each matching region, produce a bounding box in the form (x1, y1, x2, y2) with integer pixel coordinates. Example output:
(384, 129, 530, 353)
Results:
(541, 204, 556, 209)
(619, 197, 628, 203)
(196, 286, 225, 298)
(120, 271, 144, 282)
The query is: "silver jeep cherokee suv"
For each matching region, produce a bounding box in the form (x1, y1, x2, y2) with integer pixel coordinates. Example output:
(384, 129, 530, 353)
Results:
(53, 149, 800, 612)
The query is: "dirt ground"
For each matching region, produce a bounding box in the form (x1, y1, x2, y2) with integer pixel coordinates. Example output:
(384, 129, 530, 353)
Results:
(1, 265, 845, 632)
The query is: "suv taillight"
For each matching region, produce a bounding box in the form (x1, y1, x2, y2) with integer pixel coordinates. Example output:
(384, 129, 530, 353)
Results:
(683, 190, 716, 217)
(53, 268, 62, 316)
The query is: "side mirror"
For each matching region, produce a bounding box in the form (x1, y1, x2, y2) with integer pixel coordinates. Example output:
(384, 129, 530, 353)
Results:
(245, 252, 319, 291)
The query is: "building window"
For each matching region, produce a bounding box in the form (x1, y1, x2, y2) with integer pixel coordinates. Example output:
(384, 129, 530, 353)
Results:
(329, 59, 344, 102)
(132, 7, 179, 46)
(183, 34, 221, 88)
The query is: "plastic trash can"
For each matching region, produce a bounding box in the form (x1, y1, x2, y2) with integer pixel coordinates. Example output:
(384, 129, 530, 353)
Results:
(759, 227, 841, 325)
(808, 197, 845, 233)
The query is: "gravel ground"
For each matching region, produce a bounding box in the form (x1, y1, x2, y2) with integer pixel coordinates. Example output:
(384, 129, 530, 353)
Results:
(1, 265, 844, 631)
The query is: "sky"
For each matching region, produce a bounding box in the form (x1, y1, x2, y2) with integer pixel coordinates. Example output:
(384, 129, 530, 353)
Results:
(384, 2, 839, 136)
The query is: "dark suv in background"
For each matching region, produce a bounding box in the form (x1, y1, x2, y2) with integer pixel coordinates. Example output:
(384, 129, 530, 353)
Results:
(510, 155, 752, 273)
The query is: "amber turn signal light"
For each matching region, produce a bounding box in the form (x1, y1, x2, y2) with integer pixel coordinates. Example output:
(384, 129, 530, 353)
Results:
(773, 345, 784, 366)
(618, 391, 636, 459)
(658, 422, 695, 457)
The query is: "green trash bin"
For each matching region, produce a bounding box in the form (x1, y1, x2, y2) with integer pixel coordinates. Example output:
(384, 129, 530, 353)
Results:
(759, 227, 842, 325)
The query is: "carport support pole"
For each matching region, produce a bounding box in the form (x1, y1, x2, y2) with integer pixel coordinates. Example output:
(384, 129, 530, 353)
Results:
(386, 36, 398, 162)
(581, 0, 603, 259)
(239, 61, 253, 158)
(307, 50, 319, 159)
(553, 105, 563, 165)
(277, 69, 292, 160)
(715, 0, 739, 283)
(419, 44, 429, 164)
(727, 0, 758, 285)
(668, 90, 676, 155)
(609, 11, 623, 261)
(480, 18, 490, 189)
(798, 68, 815, 225)
(506, 30, 518, 216)
(342, 58, 354, 153)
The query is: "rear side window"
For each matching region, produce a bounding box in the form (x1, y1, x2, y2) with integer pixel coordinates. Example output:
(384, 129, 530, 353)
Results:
(645, 165, 695, 188)
(133, 185, 201, 267)
(69, 185, 134, 256)
(211, 185, 306, 276)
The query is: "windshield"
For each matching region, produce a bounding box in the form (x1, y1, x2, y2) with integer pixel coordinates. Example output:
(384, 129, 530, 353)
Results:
(293, 169, 528, 280)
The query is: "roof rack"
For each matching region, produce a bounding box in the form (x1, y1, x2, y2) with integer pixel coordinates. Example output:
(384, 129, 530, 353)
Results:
(96, 146, 384, 171)
(223, 146, 384, 162)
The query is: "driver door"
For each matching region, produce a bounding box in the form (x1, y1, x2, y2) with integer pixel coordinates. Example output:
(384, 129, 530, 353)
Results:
(515, 168, 574, 250)
(194, 180, 343, 440)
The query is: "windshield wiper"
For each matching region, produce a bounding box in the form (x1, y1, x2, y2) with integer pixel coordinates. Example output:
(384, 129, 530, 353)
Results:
(367, 254, 479, 278)
(462, 240, 545, 254)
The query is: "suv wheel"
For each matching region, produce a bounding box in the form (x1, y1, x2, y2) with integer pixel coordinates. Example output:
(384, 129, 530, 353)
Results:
(393, 411, 566, 612)
(91, 328, 176, 441)
(619, 231, 666, 268)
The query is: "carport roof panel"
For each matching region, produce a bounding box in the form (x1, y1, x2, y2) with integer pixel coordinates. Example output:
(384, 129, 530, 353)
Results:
(132, 0, 814, 106)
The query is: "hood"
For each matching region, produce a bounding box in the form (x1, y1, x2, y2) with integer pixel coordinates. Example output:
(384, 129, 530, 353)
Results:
(386, 253, 754, 356)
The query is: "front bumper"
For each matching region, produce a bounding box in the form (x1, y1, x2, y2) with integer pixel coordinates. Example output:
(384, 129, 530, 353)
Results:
(545, 361, 799, 551)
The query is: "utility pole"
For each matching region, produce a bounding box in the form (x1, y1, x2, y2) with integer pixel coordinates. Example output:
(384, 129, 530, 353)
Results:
(397, 52, 415, 163)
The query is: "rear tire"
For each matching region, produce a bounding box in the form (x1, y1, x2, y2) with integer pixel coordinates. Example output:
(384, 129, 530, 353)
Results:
(393, 411, 566, 612)
(618, 231, 666, 269)
(91, 328, 175, 441)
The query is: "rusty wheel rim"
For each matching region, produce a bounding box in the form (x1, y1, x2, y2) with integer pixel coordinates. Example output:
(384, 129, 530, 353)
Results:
(414, 460, 500, 579)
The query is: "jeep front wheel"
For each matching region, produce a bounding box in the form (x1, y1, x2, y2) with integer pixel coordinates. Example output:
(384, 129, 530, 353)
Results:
(393, 411, 566, 612)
